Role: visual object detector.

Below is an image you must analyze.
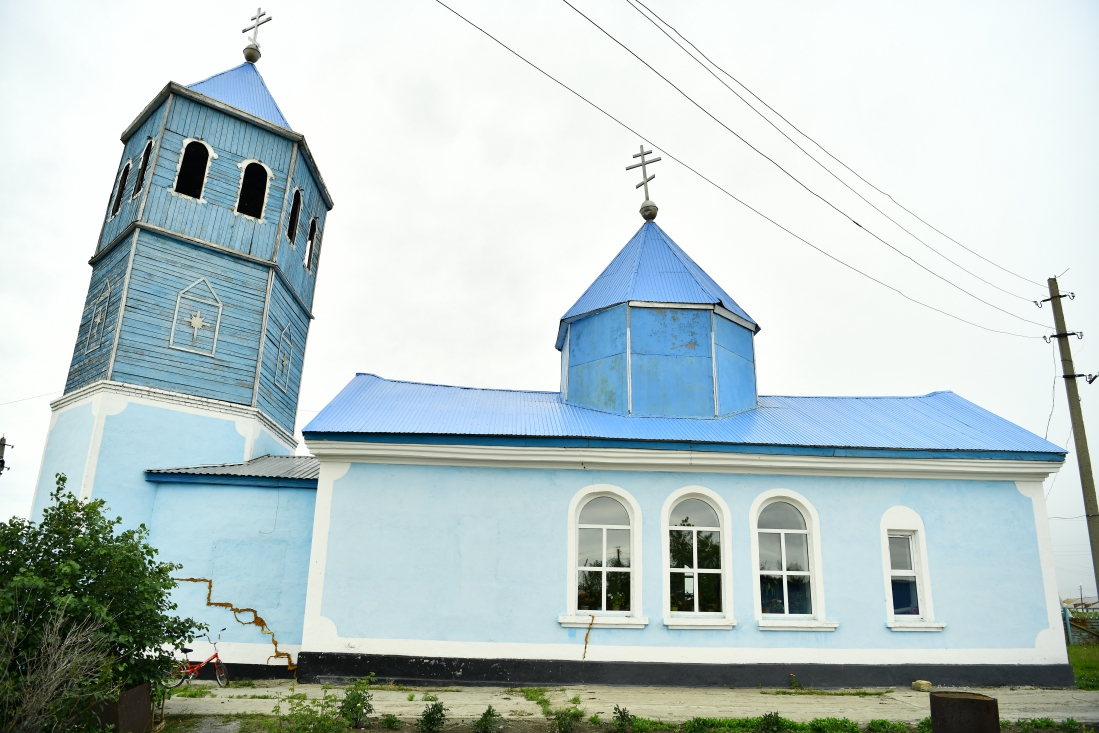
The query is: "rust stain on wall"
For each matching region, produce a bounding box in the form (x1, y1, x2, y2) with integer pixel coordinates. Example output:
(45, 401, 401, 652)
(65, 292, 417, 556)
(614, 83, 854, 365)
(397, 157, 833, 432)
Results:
(174, 576, 296, 672)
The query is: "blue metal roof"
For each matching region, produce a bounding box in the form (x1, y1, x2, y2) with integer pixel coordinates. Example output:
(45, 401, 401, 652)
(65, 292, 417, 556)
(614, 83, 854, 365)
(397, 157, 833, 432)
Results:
(302, 374, 1065, 460)
(561, 221, 757, 328)
(187, 62, 291, 129)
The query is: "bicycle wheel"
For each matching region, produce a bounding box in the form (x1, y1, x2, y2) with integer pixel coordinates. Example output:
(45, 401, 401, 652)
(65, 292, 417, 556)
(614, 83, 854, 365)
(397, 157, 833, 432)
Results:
(167, 662, 188, 688)
(215, 660, 229, 687)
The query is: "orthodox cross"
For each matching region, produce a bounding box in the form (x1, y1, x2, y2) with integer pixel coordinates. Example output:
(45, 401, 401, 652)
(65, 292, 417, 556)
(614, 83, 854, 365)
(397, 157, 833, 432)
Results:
(625, 146, 662, 200)
(242, 7, 273, 46)
(188, 311, 207, 342)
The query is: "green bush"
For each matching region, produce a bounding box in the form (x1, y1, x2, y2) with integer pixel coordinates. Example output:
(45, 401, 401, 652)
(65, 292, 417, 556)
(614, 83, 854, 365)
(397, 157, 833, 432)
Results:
(272, 685, 348, 732)
(423, 693, 439, 702)
(381, 714, 404, 729)
(417, 701, 447, 733)
(756, 712, 789, 733)
(472, 705, 505, 733)
(916, 718, 931, 733)
(865, 721, 906, 733)
(807, 719, 858, 733)
(339, 677, 374, 728)
(0, 474, 203, 730)
(552, 707, 585, 733)
(614, 705, 634, 733)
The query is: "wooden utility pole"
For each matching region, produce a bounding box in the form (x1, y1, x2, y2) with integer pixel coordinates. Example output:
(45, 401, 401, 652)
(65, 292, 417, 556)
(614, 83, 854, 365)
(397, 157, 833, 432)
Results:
(1046, 277, 1099, 594)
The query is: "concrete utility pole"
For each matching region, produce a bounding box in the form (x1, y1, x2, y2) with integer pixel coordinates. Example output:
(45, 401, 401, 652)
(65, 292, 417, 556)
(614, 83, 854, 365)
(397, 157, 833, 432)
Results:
(1046, 277, 1099, 594)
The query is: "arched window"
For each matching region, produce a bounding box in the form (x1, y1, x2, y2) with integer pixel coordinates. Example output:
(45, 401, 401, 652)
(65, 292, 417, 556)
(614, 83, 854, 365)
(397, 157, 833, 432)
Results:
(304, 218, 318, 271)
(286, 190, 302, 247)
(577, 496, 632, 612)
(757, 500, 812, 615)
(174, 140, 211, 199)
(236, 161, 269, 219)
(668, 498, 722, 613)
(131, 140, 153, 199)
(110, 162, 131, 217)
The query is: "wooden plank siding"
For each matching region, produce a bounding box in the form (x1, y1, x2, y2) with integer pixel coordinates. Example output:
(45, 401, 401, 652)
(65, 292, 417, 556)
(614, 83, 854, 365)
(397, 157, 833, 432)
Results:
(97, 101, 169, 253)
(276, 160, 327, 309)
(143, 96, 293, 261)
(110, 230, 268, 406)
(65, 239, 134, 393)
(255, 276, 310, 433)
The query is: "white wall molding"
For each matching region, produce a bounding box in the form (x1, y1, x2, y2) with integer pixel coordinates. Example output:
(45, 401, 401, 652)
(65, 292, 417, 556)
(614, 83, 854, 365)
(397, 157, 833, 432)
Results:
(305, 441, 1061, 482)
(52, 380, 296, 450)
(297, 634, 1067, 666)
(1017, 480, 1069, 663)
(301, 460, 350, 651)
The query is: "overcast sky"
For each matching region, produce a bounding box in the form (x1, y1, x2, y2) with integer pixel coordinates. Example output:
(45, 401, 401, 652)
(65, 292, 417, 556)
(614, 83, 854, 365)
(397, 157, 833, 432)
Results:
(1, 1, 1097, 597)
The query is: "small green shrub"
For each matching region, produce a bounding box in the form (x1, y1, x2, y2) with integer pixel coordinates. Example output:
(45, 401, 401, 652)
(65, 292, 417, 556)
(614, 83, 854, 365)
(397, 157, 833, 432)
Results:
(866, 721, 906, 733)
(916, 718, 932, 733)
(340, 677, 375, 728)
(788, 674, 803, 690)
(417, 701, 448, 733)
(568, 695, 581, 705)
(519, 687, 552, 716)
(552, 707, 584, 733)
(407, 693, 416, 701)
(423, 693, 439, 702)
(806, 719, 858, 733)
(614, 705, 634, 733)
(472, 705, 505, 733)
(382, 714, 404, 729)
(757, 712, 788, 733)
(273, 685, 349, 733)
(589, 715, 602, 725)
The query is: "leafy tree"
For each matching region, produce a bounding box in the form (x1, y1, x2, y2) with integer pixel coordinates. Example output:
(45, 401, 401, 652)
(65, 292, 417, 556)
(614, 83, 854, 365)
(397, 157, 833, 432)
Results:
(0, 474, 203, 701)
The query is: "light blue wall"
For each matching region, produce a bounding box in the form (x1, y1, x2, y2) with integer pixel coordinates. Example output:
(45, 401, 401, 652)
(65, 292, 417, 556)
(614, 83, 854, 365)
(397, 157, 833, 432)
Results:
(97, 100, 169, 252)
(630, 308, 714, 417)
(714, 314, 756, 415)
(256, 276, 310, 434)
(91, 402, 246, 530)
(276, 161, 327, 309)
(567, 305, 627, 413)
(254, 429, 293, 458)
(65, 239, 133, 392)
(31, 403, 96, 520)
(320, 463, 1048, 651)
(110, 229, 268, 406)
(149, 482, 315, 646)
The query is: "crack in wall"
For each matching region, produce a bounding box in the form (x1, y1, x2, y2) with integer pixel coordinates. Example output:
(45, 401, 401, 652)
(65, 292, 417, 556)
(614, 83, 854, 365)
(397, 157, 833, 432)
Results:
(174, 576, 296, 672)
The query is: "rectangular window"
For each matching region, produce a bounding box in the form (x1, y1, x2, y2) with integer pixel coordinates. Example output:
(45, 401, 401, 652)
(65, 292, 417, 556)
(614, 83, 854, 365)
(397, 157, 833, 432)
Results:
(888, 534, 920, 616)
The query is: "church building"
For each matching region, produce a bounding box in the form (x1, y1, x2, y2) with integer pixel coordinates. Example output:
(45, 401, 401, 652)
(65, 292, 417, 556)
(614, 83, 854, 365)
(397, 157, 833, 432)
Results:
(32, 27, 1073, 688)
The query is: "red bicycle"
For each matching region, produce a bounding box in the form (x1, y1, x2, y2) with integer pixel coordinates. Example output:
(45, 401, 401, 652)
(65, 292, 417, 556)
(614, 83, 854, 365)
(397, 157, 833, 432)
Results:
(168, 628, 229, 688)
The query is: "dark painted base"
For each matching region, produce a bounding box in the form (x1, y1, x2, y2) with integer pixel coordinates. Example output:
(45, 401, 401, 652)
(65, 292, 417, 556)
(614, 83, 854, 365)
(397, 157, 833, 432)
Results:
(188, 662, 297, 681)
(297, 652, 1076, 689)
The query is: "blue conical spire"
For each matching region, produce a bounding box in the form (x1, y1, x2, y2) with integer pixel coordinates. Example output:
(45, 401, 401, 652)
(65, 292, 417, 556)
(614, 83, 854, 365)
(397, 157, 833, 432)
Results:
(561, 221, 756, 327)
(187, 62, 291, 129)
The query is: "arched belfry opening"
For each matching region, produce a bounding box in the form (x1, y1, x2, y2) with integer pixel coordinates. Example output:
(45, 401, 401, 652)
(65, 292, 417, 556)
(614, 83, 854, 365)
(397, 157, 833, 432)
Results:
(110, 163, 131, 217)
(174, 141, 211, 199)
(304, 218, 318, 271)
(286, 190, 302, 246)
(132, 140, 153, 199)
(236, 161, 269, 218)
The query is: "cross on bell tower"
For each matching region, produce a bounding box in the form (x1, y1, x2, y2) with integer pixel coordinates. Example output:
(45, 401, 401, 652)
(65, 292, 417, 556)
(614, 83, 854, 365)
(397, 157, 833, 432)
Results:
(242, 7, 273, 63)
(625, 145, 662, 221)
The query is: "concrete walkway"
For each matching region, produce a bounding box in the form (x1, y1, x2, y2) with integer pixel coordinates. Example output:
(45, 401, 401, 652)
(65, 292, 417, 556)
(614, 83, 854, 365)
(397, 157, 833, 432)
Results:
(165, 682, 1099, 725)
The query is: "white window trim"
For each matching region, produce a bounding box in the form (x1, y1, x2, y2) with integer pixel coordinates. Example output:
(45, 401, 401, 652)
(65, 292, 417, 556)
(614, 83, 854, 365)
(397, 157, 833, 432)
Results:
(880, 506, 943, 632)
(660, 486, 736, 629)
(558, 484, 647, 629)
(171, 138, 217, 203)
(233, 159, 275, 221)
(168, 276, 223, 357)
(749, 489, 837, 631)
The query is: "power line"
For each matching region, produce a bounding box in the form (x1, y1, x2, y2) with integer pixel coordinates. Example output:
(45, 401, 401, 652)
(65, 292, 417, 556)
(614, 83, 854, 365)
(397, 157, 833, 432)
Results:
(627, 0, 1047, 291)
(430, 0, 1044, 340)
(0, 389, 62, 407)
(559, 0, 1049, 330)
(622, 0, 1037, 304)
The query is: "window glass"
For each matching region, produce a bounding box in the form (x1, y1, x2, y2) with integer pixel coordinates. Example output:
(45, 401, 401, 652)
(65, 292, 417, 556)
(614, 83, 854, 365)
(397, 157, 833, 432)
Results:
(580, 496, 629, 525)
(578, 528, 602, 567)
(577, 571, 601, 610)
(236, 162, 268, 218)
(670, 498, 719, 527)
(606, 529, 630, 567)
(889, 536, 913, 571)
(667, 497, 722, 614)
(757, 501, 812, 615)
(175, 141, 210, 199)
(758, 501, 806, 529)
(606, 570, 630, 611)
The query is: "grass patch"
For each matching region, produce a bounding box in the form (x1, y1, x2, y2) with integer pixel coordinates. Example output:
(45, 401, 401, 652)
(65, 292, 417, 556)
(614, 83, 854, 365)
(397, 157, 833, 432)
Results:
(229, 678, 256, 688)
(172, 686, 215, 698)
(681, 715, 861, 733)
(1068, 645, 1099, 690)
(506, 686, 553, 716)
(371, 680, 413, 691)
(761, 688, 892, 697)
(382, 713, 405, 728)
(631, 716, 679, 733)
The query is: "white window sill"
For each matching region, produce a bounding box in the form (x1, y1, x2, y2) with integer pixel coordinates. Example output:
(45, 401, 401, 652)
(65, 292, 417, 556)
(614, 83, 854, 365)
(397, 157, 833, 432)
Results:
(888, 620, 945, 632)
(558, 615, 648, 629)
(758, 619, 839, 631)
(663, 616, 736, 630)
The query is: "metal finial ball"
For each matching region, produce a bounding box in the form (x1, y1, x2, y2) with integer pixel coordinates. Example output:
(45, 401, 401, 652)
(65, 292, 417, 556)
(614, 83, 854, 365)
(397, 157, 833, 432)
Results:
(640, 200, 658, 221)
(243, 43, 262, 63)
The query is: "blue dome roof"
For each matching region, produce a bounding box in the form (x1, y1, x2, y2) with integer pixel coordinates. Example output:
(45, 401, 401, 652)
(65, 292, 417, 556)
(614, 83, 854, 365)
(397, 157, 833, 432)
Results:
(187, 62, 291, 129)
(561, 221, 756, 328)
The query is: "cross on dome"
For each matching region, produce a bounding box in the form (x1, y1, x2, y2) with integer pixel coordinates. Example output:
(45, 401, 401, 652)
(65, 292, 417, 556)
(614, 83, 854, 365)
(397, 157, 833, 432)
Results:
(242, 7, 273, 63)
(625, 145, 662, 220)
